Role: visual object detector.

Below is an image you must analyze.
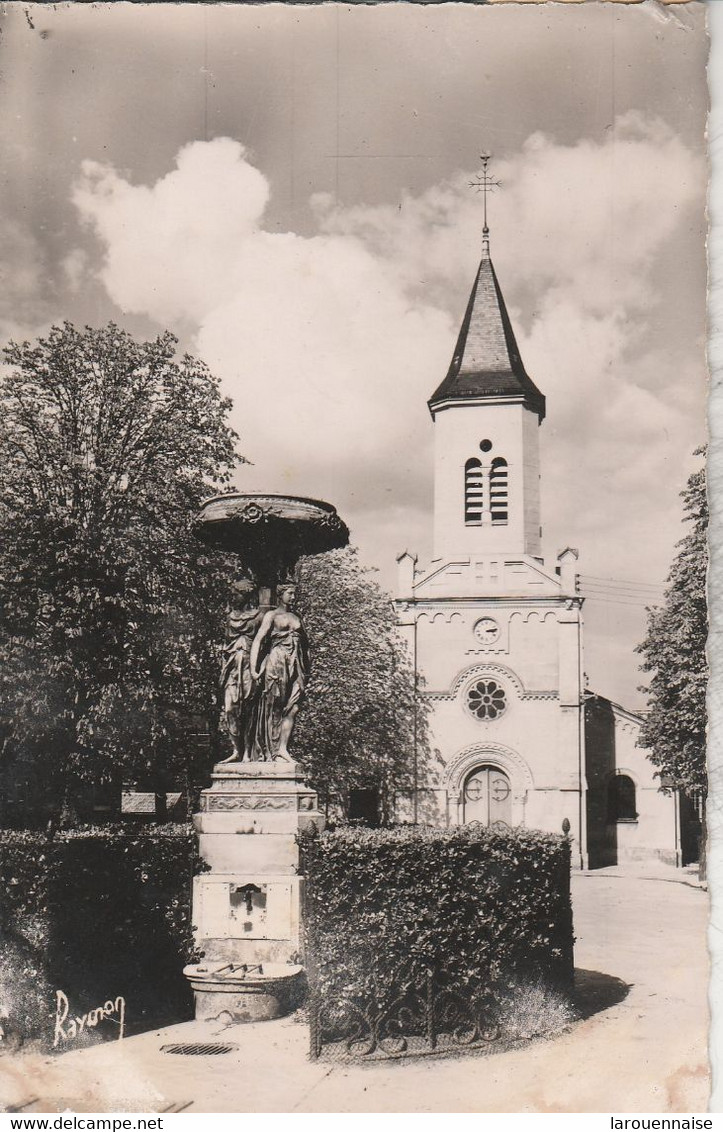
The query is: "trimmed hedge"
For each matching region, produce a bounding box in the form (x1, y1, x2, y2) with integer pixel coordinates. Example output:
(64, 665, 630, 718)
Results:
(301, 824, 574, 1029)
(0, 825, 197, 1044)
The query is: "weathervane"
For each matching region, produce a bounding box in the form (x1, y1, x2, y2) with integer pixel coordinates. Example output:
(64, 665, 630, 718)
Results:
(469, 154, 501, 255)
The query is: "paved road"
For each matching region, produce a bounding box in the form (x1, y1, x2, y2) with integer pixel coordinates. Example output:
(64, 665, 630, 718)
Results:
(0, 871, 709, 1113)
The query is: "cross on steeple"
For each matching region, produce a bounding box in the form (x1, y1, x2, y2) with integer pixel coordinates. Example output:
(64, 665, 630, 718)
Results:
(469, 154, 501, 256)
(428, 151, 544, 423)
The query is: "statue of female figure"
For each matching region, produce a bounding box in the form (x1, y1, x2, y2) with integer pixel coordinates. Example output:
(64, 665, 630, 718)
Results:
(250, 581, 309, 761)
(219, 579, 264, 762)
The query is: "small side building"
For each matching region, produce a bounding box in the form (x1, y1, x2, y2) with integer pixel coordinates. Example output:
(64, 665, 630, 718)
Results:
(584, 693, 698, 868)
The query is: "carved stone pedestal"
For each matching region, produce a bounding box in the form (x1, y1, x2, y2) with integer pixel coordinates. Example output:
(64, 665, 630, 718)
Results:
(183, 761, 324, 1023)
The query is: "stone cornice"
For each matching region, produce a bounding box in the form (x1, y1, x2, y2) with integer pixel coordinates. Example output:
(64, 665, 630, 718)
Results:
(395, 596, 581, 611)
(423, 660, 558, 702)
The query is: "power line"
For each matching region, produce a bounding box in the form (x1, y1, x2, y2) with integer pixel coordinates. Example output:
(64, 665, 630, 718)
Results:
(580, 585, 664, 601)
(581, 589, 665, 601)
(582, 580, 662, 590)
(580, 596, 658, 608)
(584, 585, 664, 593)
(579, 573, 666, 593)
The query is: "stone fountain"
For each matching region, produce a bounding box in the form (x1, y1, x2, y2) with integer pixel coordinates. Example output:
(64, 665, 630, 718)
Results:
(183, 493, 349, 1022)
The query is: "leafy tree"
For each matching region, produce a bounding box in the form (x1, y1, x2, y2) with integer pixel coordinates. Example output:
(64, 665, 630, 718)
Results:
(0, 323, 432, 828)
(637, 451, 707, 800)
(0, 322, 241, 825)
(293, 548, 431, 822)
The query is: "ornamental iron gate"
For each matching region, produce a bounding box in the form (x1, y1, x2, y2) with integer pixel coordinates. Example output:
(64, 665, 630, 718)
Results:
(307, 941, 501, 1061)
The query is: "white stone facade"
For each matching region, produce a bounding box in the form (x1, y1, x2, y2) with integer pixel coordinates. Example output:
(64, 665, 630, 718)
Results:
(396, 546, 588, 866)
(584, 696, 681, 867)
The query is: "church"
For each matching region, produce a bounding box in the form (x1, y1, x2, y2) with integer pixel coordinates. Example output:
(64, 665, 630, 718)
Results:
(394, 219, 695, 870)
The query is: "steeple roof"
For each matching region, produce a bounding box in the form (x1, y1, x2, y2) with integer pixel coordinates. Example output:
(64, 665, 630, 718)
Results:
(428, 250, 546, 420)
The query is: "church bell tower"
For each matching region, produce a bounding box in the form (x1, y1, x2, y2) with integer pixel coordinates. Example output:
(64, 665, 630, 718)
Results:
(428, 165, 545, 563)
(395, 157, 586, 865)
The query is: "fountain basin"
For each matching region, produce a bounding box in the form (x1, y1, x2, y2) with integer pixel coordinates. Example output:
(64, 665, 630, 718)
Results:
(183, 961, 305, 1024)
(193, 493, 349, 586)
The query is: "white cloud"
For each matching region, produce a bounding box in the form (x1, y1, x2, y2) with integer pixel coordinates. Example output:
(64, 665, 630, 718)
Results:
(72, 137, 453, 524)
(73, 138, 270, 325)
(317, 112, 702, 320)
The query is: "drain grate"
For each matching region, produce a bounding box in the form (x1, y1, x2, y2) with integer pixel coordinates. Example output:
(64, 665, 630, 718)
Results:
(161, 1042, 239, 1056)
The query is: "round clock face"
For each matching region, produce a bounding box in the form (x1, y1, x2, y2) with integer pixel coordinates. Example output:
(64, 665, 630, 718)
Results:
(474, 617, 500, 645)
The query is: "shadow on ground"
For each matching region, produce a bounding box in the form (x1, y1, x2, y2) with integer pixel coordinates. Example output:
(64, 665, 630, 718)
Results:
(574, 968, 630, 1020)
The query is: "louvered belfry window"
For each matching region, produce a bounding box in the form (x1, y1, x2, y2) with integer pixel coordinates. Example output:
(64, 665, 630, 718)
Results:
(464, 450, 509, 527)
(464, 458, 484, 523)
(489, 458, 508, 524)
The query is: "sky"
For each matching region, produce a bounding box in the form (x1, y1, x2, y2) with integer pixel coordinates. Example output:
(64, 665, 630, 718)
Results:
(0, 1, 709, 708)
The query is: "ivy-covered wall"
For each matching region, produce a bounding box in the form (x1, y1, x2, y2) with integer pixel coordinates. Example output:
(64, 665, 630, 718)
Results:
(0, 825, 197, 1043)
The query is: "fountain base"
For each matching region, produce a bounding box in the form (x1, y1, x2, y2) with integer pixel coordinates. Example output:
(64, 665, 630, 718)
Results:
(184, 961, 305, 1024)
(187, 761, 324, 1023)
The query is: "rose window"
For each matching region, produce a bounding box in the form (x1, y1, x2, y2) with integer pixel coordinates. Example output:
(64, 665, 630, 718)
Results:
(465, 678, 507, 721)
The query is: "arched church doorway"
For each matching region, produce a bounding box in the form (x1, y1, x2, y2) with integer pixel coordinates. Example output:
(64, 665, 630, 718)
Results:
(462, 765, 511, 827)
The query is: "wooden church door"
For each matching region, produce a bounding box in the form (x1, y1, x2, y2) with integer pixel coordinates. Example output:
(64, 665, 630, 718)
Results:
(463, 765, 511, 828)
